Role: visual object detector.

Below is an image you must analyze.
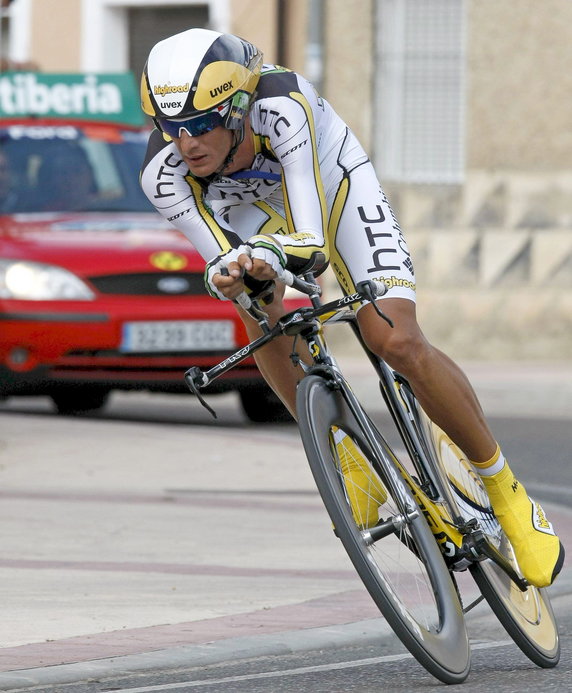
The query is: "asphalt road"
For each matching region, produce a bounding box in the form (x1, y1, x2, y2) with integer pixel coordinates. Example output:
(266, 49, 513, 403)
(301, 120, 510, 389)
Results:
(11, 596, 571, 692)
(0, 360, 570, 692)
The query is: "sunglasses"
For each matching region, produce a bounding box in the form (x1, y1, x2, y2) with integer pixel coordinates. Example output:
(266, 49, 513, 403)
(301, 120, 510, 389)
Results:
(157, 103, 229, 138)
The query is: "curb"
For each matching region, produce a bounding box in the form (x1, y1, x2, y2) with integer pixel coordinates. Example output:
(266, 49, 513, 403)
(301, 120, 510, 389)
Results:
(1, 565, 570, 691)
(0, 618, 392, 691)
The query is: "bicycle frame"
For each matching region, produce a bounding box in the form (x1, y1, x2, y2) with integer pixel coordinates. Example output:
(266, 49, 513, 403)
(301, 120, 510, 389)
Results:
(184, 280, 528, 591)
(184, 287, 366, 411)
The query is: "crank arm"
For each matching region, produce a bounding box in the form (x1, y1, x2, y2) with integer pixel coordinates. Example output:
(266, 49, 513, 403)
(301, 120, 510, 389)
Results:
(465, 530, 529, 591)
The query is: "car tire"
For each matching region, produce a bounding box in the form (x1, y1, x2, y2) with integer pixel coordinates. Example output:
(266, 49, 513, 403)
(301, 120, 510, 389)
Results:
(51, 388, 110, 415)
(239, 385, 294, 423)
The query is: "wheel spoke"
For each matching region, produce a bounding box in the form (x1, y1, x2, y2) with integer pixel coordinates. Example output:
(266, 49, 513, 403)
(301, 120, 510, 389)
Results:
(297, 375, 470, 683)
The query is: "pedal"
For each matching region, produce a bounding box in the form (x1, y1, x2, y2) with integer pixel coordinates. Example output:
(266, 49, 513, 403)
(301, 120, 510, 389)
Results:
(462, 529, 529, 591)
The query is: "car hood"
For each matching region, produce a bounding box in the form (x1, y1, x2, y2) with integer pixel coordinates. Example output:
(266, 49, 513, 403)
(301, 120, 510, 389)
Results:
(0, 212, 203, 275)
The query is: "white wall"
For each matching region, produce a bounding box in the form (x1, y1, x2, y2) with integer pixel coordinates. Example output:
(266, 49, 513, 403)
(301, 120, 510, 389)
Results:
(80, 0, 230, 71)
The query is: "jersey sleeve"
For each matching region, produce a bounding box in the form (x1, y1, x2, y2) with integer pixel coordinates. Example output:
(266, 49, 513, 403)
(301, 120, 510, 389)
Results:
(140, 129, 243, 263)
(252, 77, 329, 276)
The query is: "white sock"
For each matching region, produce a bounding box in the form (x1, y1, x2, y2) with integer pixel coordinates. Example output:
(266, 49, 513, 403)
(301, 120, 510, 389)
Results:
(472, 445, 507, 477)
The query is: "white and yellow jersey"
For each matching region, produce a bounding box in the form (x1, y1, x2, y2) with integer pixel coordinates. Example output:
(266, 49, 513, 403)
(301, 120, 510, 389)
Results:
(141, 65, 416, 302)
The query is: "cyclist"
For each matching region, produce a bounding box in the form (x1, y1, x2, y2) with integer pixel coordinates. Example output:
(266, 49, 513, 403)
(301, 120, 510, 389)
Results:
(140, 28, 563, 588)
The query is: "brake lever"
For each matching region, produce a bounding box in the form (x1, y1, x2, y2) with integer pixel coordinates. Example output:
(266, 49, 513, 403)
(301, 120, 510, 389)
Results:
(356, 280, 394, 328)
(219, 266, 271, 328)
(184, 366, 217, 419)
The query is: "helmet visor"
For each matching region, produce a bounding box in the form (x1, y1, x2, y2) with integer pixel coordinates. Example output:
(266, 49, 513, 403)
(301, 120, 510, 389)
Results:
(156, 102, 229, 138)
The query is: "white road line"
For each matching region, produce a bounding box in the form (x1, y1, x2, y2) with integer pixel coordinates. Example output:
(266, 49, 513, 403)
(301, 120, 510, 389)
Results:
(107, 640, 513, 692)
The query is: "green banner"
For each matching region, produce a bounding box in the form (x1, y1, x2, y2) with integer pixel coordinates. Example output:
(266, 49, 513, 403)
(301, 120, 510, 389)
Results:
(0, 72, 145, 126)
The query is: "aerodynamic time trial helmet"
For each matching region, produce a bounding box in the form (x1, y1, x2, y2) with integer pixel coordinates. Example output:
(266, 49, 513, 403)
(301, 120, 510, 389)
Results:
(141, 28, 263, 141)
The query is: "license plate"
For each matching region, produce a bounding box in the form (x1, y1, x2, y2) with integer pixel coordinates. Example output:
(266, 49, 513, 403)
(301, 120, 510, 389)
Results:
(120, 320, 235, 353)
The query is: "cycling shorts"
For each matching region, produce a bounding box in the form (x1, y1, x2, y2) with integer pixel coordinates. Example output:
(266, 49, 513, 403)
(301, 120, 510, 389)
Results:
(211, 159, 416, 304)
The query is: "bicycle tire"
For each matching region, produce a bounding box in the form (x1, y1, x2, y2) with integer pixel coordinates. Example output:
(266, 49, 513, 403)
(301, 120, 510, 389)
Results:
(297, 374, 471, 684)
(420, 413, 560, 667)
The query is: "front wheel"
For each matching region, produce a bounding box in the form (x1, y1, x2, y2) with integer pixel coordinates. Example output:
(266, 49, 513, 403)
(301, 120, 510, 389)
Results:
(297, 375, 470, 684)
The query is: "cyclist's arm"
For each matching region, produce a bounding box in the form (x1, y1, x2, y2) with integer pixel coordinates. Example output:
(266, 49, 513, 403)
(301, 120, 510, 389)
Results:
(141, 130, 276, 301)
(252, 87, 329, 276)
(140, 129, 242, 261)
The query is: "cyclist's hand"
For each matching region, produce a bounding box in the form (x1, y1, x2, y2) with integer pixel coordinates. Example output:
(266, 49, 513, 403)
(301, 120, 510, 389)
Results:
(205, 237, 286, 301)
(204, 246, 251, 300)
(245, 235, 286, 281)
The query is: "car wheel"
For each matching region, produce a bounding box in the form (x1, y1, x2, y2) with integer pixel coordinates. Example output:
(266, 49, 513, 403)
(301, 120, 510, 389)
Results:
(239, 385, 293, 423)
(51, 388, 110, 415)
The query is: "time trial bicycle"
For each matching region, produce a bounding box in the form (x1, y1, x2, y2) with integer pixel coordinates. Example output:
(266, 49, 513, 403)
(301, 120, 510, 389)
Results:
(184, 270, 560, 684)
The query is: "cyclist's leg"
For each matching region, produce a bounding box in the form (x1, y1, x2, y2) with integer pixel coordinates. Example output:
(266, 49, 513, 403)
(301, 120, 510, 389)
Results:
(332, 161, 563, 588)
(212, 201, 306, 417)
(358, 298, 496, 461)
(237, 286, 388, 523)
(223, 200, 386, 518)
(236, 284, 303, 419)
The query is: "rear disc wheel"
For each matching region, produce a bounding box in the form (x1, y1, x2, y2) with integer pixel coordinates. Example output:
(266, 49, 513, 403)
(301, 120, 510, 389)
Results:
(422, 413, 560, 667)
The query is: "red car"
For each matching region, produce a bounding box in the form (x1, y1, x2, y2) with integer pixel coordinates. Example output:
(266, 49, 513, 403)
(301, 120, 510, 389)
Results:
(0, 72, 294, 421)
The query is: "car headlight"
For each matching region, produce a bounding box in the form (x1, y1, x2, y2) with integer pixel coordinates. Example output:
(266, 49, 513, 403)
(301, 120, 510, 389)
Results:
(0, 260, 95, 300)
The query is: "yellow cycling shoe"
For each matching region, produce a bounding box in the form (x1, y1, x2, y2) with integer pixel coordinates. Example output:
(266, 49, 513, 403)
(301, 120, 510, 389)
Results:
(335, 432, 388, 529)
(481, 465, 565, 588)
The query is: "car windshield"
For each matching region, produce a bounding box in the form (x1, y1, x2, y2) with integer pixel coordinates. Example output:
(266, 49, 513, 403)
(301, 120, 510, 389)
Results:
(0, 124, 155, 214)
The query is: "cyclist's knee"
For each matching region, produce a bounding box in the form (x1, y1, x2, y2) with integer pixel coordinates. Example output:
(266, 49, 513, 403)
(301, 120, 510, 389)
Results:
(369, 328, 429, 373)
(359, 302, 430, 377)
